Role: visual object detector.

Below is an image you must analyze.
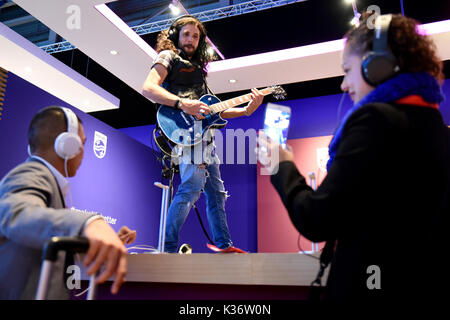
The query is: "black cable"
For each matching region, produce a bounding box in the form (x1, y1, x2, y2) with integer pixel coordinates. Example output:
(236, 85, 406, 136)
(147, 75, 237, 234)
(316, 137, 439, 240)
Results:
(85, 57, 90, 78)
(193, 203, 215, 246)
(150, 126, 214, 247)
(150, 128, 171, 166)
(150, 129, 163, 157)
(298, 173, 321, 260)
(70, 49, 74, 69)
(297, 233, 319, 261)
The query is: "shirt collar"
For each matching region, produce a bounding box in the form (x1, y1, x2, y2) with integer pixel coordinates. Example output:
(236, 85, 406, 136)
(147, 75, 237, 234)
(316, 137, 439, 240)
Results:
(30, 155, 70, 198)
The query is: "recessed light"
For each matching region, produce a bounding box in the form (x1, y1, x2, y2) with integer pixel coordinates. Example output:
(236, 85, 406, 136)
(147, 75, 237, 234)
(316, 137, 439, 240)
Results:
(169, 3, 180, 15)
(110, 50, 118, 55)
(24, 66, 32, 73)
(229, 79, 237, 83)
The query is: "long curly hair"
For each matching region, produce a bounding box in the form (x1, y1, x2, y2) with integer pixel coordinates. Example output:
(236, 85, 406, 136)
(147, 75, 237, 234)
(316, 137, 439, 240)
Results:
(345, 12, 444, 82)
(156, 16, 211, 76)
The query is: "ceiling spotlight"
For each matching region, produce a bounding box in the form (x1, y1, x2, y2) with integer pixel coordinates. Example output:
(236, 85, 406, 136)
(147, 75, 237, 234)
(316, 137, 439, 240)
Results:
(350, 16, 359, 26)
(24, 66, 32, 73)
(110, 50, 118, 55)
(169, 3, 180, 15)
(350, 11, 361, 27)
(344, 0, 355, 4)
(229, 79, 237, 84)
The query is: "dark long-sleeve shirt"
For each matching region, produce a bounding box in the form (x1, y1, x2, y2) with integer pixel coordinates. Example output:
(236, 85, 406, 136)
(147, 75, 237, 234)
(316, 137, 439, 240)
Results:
(271, 103, 449, 300)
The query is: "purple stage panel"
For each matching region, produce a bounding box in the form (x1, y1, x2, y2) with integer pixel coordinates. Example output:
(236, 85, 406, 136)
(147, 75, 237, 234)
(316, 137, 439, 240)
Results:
(120, 78, 450, 253)
(0, 72, 162, 248)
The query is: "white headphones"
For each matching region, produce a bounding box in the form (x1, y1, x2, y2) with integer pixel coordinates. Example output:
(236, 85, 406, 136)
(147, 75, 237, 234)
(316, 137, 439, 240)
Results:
(54, 107, 82, 159)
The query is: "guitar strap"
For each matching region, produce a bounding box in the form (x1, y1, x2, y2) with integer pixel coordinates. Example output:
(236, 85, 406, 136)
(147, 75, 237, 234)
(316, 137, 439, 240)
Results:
(204, 78, 215, 96)
(201, 78, 216, 146)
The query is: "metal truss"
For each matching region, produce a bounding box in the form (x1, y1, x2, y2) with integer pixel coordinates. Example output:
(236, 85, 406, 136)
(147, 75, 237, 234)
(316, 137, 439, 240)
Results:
(40, 0, 305, 54)
(40, 41, 75, 54)
(133, 0, 305, 35)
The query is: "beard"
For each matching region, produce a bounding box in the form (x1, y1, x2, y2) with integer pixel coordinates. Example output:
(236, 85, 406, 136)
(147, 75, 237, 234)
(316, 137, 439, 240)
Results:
(181, 44, 196, 57)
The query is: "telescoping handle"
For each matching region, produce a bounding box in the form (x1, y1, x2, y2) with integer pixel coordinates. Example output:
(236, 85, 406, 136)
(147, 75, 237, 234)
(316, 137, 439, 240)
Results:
(155, 182, 170, 253)
(36, 236, 93, 300)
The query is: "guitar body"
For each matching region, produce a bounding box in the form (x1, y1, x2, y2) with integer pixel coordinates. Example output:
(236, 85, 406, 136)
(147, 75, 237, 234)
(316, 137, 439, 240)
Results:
(157, 94, 228, 147)
(156, 86, 286, 147)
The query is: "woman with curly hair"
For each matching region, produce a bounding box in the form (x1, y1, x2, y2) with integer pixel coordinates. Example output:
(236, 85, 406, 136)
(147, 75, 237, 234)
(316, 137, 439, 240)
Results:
(260, 13, 449, 300)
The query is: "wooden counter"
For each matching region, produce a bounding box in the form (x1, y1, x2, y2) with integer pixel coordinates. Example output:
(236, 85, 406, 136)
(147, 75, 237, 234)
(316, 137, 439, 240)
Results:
(122, 253, 321, 286)
(76, 253, 327, 300)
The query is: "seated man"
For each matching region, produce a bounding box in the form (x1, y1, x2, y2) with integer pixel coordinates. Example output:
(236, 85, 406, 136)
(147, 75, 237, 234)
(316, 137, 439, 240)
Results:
(0, 106, 136, 299)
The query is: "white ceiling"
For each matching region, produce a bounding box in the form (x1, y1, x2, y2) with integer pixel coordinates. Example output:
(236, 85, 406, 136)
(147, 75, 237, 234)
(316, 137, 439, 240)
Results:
(6, 0, 450, 113)
(0, 20, 119, 112)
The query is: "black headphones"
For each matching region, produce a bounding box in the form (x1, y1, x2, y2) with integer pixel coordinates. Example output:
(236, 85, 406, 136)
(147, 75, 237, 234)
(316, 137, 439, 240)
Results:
(168, 15, 205, 47)
(361, 14, 400, 86)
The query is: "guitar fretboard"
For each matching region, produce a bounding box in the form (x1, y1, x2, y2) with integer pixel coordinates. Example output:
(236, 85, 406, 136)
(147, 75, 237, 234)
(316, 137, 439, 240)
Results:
(209, 87, 273, 114)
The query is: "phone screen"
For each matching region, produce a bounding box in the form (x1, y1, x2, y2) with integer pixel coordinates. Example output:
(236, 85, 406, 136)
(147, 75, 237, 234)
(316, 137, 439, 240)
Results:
(263, 103, 291, 148)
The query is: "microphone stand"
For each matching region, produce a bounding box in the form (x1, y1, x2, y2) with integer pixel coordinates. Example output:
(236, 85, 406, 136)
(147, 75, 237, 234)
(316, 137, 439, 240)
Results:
(155, 154, 178, 253)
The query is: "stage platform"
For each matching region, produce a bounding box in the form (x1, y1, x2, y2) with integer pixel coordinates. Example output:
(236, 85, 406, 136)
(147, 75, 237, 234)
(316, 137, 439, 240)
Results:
(75, 253, 327, 300)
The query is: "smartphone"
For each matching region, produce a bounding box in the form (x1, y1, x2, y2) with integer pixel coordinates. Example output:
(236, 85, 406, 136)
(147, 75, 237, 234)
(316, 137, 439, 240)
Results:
(263, 103, 291, 149)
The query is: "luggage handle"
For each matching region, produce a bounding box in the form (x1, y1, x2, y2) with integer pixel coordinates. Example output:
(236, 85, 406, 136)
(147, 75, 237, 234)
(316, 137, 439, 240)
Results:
(36, 236, 96, 300)
(43, 236, 89, 261)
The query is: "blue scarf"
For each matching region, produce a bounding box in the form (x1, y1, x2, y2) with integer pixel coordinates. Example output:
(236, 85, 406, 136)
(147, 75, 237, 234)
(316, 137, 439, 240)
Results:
(327, 72, 445, 171)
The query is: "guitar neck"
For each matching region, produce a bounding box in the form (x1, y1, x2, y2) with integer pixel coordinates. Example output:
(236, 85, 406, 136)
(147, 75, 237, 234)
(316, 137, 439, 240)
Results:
(210, 87, 273, 113)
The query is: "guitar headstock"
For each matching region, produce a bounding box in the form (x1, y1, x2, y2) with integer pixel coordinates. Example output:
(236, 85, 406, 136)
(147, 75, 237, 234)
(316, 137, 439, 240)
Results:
(269, 85, 287, 100)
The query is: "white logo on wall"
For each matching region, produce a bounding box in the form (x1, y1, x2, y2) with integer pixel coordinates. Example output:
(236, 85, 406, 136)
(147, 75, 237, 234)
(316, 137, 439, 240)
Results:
(93, 131, 107, 159)
(71, 207, 117, 225)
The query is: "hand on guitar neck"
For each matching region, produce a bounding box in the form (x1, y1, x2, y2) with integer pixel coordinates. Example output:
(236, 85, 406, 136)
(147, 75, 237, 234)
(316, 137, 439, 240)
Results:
(156, 85, 286, 147)
(221, 88, 264, 119)
(246, 88, 265, 115)
(178, 98, 211, 120)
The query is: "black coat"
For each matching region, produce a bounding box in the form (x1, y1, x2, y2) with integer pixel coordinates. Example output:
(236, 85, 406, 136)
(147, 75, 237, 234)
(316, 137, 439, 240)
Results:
(271, 102, 449, 300)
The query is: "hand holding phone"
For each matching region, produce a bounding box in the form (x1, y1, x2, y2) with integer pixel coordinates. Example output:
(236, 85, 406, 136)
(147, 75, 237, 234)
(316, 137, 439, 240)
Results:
(263, 103, 291, 149)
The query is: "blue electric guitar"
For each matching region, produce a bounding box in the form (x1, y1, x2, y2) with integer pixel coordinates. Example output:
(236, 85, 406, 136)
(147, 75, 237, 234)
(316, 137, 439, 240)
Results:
(157, 85, 286, 147)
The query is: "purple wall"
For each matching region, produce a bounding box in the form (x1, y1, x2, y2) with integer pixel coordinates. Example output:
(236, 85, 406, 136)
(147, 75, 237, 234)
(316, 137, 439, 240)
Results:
(0, 72, 162, 248)
(117, 95, 352, 253)
(119, 79, 450, 253)
(119, 116, 265, 253)
(2, 71, 448, 254)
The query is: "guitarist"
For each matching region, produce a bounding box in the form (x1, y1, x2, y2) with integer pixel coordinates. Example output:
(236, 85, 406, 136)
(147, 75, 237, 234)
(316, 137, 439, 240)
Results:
(142, 15, 263, 253)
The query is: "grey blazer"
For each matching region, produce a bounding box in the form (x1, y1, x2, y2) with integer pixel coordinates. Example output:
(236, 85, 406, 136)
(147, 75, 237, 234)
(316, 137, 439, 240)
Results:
(0, 158, 96, 299)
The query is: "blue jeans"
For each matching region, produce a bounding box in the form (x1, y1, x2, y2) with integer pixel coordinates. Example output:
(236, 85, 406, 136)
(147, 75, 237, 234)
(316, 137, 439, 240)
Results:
(164, 159, 232, 253)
